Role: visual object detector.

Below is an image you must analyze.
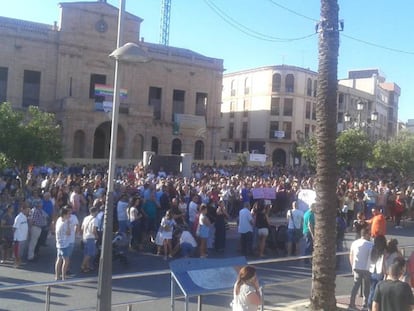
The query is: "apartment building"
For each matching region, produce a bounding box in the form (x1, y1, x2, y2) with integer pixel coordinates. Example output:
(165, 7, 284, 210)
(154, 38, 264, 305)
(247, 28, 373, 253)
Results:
(0, 1, 223, 162)
(221, 66, 399, 166)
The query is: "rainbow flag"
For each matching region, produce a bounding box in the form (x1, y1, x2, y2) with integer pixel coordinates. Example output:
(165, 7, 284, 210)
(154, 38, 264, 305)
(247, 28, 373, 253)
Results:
(95, 84, 127, 98)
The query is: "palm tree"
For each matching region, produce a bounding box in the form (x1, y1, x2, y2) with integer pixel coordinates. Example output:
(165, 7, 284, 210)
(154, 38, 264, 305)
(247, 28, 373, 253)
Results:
(310, 0, 340, 310)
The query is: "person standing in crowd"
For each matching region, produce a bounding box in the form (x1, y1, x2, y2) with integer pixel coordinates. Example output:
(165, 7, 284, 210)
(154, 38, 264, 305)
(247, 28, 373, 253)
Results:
(54, 207, 71, 280)
(238, 202, 254, 257)
(232, 265, 262, 311)
(367, 235, 387, 310)
(372, 261, 414, 311)
(64, 205, 79, 276)
(13, 203, 30, 268)
(27, 199, 47, 261)
(366, 207, 386, 238)
(383, 238, 403, 279)
(343, 190, 356, 227)
(364, 182, 378, 219)
(158, 210, 176, 260)
(353, 211, 369, 240)
(143, 188, 159, 242)
(69, 185, 86, 219)
(1, 204, 15, 263)
(38, 191, 54, 248)
(116, 193, 129, 234)
(128, 196, 145, 251)
(197, 204, 211, 258)
(188, 195, 199, 233)
(393, 191, 406, 228)
(349, 228, 373, 310)
(286, 201, 304, 257)
(80, 206, 99, 273)
(336, 209, 347, 253)
(215, 200, 229, 253)
(159, 185, 171, 222)
(302, 203, 315, 261)
(255, 201, 270, 258)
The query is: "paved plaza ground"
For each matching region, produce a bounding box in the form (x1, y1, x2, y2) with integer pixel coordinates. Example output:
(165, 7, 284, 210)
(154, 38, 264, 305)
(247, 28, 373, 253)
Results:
(1, 215, 413, 310)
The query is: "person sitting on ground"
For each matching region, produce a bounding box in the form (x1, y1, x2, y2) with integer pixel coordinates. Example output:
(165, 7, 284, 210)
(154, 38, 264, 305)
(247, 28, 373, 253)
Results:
(171, 228, 197, 258)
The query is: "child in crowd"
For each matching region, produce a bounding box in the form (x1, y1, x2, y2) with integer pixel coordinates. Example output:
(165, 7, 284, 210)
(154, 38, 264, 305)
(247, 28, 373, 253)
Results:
(353, 211, 368, 240)
(158, 210, 176, 260)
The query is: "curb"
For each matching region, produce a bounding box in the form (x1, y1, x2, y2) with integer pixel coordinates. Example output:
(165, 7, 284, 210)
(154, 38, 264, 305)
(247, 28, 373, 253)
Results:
(263, 296, 351, 310)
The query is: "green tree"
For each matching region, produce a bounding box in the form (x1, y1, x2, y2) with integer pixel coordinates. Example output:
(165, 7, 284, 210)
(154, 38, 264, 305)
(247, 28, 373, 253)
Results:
(297, 136, 317, 170)
(370, 131, 414, 178)
(311, 0, 339, 309)
(236, 151, 249, 175)
(336, 129, 372, 168)
(0, 103, 62, 171)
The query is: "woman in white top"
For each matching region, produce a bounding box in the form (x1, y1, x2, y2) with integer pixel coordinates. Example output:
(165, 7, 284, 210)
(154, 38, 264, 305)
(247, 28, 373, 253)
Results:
(55, 208, 71, 280)
(233, 265, 261, 311)
(159, 210, 176, 260)
(197, 204, 211, 258)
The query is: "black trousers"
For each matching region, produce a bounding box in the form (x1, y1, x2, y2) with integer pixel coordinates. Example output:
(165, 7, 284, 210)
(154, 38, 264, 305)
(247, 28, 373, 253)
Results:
(240, 231, 253, 256)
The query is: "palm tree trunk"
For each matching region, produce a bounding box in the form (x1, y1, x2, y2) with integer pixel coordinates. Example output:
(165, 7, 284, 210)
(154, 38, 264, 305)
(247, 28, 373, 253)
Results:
(310, 0, 340, 310)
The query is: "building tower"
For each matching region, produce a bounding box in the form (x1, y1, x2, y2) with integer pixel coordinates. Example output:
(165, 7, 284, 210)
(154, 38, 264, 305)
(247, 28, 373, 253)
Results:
(159, 0, 171, 45)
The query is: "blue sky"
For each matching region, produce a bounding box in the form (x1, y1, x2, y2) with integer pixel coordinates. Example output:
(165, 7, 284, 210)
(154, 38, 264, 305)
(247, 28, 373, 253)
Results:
(2, 0, 413, 122)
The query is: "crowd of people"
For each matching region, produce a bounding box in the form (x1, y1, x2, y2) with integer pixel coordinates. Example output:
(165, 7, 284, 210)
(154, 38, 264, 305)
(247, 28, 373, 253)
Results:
(0, 162, 414, 297)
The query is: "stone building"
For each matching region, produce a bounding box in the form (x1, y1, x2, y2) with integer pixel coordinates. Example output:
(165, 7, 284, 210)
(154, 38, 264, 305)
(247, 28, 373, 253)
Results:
(0, 1, 223, 163)
(221, 66, 399, 166)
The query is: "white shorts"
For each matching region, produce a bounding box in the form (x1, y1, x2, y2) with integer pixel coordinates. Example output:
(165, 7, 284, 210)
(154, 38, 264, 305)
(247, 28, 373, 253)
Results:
(257, 228, 269, 237)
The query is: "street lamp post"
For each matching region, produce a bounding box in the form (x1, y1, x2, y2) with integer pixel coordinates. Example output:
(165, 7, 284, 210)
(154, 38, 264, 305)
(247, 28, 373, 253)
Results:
(343, 100, 377, 139)
(96, 1, 149, 310)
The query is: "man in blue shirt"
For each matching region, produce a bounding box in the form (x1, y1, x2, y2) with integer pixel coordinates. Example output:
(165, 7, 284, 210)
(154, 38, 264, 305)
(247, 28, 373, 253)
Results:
(238, 203, 254, 256)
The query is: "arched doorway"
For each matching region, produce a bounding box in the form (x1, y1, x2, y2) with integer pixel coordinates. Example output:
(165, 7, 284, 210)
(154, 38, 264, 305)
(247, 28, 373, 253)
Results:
(272, 148, 286, 166)
(194, 140, 204, 160)
(151, 136, 159, 154)
(93, 122, 126, 159)
(171, 138, 182, 155)
(73, 130, 86, 158)
(132, 134, 144, 159)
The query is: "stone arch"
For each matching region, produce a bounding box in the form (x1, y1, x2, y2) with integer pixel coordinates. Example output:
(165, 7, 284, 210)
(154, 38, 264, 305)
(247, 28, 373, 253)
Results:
(171, 138, 182, 155)
(272, 73, 281, 92)
(73, 130, 86, 158)
(151, 136, 159, 154)
(272, 148, 286, 167)
(194, 140, 204, 160)
(132, 134, 144, 159)
(285, 74, 295, 92)
(93, 122, 126, 159)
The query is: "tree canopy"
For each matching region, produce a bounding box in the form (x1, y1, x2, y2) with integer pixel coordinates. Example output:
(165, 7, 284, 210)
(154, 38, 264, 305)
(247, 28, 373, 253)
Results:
(298, 129, 414, 177)
(370, 131, 414, 178)
(336, 129, 372, 168)
(0, 103, 62, 170)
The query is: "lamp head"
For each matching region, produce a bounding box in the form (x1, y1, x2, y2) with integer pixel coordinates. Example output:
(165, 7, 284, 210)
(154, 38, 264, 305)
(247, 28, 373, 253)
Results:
(109, 42, 151, 63)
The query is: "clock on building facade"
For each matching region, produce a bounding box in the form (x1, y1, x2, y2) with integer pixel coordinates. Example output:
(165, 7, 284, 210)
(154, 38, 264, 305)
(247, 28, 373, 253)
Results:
(95, 19, 108, 33)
